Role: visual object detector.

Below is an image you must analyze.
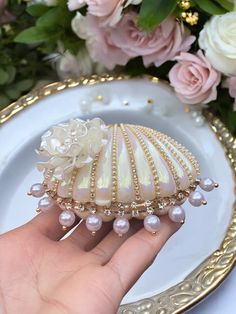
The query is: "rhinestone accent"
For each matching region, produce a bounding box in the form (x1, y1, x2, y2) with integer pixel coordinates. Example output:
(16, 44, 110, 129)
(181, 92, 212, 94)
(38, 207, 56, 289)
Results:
(131, 202, 137, 209)
(147, 207, 154, 215)
(118, 209, 125, 216)
(132, 210, 140, 217)
(104, 209, 112, 216)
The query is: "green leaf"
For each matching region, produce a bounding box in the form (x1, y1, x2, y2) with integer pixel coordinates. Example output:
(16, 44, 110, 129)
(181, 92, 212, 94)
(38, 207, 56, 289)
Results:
(0, 68, 9, 85)
(14, 27, 49, 44)
(15, 79, 34, 92)
(214, 0, 234, 11)
(26, 4, 50, 17)
(5, 88, 21, 100)
(36, 7, 61, 28)
(137, 0, 177, 31)
(5, 65, 16, 84)
(0, 93, 9, 108)
(194, 0, 227, 15)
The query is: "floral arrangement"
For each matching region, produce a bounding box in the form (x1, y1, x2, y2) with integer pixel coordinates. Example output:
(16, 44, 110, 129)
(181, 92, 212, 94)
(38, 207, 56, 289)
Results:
(1, 0, 236, 133)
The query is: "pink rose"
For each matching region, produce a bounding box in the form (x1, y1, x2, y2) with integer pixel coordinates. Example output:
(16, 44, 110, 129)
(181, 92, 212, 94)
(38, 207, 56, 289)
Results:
(72, 13, 130, 69)
(109, 13, 195, 67)
(0, 0, 15, 24)
(68, 0, 124, 27)
(169, 50, 221, 105)
(223, 77, 236, 110)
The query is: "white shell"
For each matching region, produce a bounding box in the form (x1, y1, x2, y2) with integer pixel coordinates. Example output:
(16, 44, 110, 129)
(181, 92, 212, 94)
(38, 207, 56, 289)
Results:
(45, 124, 200, 207)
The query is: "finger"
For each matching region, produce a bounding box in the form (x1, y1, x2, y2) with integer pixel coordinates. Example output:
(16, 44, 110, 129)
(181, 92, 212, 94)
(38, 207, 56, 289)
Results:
(88, 219, 143, 265)
(62, 220, 114, 251)
(29, 207, 80, 241)
(105, 216, 181, 294)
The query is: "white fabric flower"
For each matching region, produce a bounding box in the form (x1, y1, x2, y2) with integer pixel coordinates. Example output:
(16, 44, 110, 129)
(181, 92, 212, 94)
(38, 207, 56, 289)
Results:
(199, 12, 236, 76)
(37, 118, 108, 182)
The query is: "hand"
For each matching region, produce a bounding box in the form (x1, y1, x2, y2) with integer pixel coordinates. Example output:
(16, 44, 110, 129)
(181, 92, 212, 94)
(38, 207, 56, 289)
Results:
(0, 207, 180, 314)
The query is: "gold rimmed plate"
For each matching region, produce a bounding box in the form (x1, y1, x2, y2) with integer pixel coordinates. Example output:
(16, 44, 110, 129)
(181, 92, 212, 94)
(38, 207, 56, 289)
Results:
(0, 75, 235, 313)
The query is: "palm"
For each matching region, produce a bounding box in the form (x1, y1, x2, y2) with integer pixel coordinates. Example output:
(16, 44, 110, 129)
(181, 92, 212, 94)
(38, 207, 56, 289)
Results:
(0, 208, 179, 314)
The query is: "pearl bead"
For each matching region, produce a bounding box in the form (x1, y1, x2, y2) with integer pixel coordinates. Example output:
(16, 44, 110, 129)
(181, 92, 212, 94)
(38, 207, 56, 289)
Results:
(168, 206, 185, 223)
(59, 210, 76, 227)
(144, 215, 161, 233)
(30, 183, 45, 198)
(191, 111, 200, 119)
(38, 197, 55, 212)
(188, 191, 206, 207)
(194, 115, 205, 127)
(199, 177, 215, 192)
(86, 214, 102, 232)
(113, 217, 130, 236)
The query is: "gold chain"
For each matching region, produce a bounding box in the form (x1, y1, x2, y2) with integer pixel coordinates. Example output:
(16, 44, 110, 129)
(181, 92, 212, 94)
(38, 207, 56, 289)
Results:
(89, 154, 100, 203)
(111, 124, 118, 202)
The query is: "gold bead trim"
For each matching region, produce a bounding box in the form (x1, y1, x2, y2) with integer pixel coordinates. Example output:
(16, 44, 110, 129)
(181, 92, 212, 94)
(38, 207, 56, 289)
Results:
(111, 124, 118, 202)
(52, 179, 59, 196)
(155, 131, 195, 185)
(137, 126, 181, 192)
(90, 153, 100, 202)
(160, 132, 200, 179)
(43, 169, 54, 187)
(127, 125, 161, 197)
(120, 124, 141, 201)
(68, 168, 78, 198)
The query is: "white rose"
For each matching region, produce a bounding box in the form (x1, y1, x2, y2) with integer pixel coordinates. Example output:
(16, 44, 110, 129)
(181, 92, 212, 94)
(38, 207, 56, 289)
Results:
(125, 0, 142, 5)
(57, 51, 81, 79)
(29, 0, 58, 6)
(57, 48, 105, 79)
(67, 0, 85, 11)
(199, 12, 236, 76)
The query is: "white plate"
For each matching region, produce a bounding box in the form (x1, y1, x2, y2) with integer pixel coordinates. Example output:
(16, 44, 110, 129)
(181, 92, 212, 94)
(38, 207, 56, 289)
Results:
(0, 77, 234, 308)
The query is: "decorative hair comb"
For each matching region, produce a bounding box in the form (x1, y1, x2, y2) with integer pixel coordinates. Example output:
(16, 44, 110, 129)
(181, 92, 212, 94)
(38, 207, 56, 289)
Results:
(28, 118, 218, 236)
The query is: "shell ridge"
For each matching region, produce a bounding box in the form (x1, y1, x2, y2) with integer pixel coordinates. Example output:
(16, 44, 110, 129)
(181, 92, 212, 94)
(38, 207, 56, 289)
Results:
(158, 133, 197, 184)
(120, 124, 142, 201)
(127, 124, 161, 199)
(136, 126, 180, 193)
(164, 133, 198, 169)
(152, 131, 192, 188)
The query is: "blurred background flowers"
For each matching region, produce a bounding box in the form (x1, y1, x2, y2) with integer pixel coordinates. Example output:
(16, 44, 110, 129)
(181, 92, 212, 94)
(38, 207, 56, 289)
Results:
(1, 0, 236, 133)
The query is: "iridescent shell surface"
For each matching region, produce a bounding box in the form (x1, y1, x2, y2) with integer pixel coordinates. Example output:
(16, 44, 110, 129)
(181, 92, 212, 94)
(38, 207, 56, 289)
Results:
(44, 124, 200, 216)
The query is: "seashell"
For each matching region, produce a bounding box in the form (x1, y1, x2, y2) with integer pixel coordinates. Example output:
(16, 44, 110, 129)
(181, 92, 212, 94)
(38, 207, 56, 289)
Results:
(30, 119, 218, 234)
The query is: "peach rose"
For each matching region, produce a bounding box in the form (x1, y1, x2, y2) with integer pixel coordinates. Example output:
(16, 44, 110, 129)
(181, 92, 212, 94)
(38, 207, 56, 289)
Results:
(223, 77, 236, 110)
(109, 13, 195, 67)
(169, 50, 221, 105)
